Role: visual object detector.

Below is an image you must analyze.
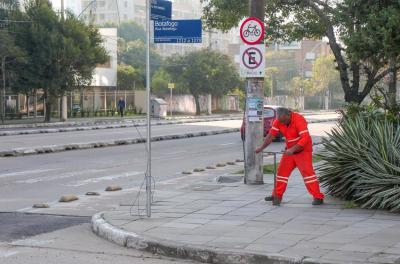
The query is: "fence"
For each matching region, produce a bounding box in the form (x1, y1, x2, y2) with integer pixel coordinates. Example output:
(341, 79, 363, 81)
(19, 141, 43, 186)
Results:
(1, 90, 137, 121)
(265, 94, 345, 110)
(1, 90, 241, 121)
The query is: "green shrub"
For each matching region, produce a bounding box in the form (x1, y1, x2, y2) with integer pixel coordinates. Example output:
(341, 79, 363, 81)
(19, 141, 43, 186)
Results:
(318, 113, 400, 212)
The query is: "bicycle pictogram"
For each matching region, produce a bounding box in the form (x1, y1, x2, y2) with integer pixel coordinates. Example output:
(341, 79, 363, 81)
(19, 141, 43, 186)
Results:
(243, 23, 261, 38)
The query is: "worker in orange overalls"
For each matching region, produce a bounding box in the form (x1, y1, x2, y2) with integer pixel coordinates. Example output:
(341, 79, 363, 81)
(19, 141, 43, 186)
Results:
(256, 107, 324, 206)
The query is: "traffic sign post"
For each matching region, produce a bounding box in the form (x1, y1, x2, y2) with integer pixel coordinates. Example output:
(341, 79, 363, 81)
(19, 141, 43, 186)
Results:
(240, 13, 265, 185)
(151, 0, 172, 20)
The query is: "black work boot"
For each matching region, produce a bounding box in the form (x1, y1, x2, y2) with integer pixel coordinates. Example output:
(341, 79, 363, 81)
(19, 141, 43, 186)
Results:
(273, 197, 282, 206)
(312, 198, 324, 205)
(264, 195, 274, 201)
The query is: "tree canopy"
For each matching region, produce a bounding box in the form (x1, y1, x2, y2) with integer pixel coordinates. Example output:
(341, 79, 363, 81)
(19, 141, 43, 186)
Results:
(164, 49, 241, 115)
(117, 64, 143, 90)
(7, 0, 107, 121)
(202, 0, 400, 104)
(120, 40, 162, 88)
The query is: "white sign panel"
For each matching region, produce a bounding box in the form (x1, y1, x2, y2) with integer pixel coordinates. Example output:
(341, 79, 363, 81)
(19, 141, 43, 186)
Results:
(240, 45, 265, 78)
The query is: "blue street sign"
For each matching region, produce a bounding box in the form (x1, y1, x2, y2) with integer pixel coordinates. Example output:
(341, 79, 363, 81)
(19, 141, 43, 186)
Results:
(151, 0, 172, 20)
(153, 19, 202, 44)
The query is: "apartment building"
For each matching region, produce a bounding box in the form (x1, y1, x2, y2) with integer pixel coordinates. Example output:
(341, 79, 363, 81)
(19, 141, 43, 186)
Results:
(79, 0, 239, 57)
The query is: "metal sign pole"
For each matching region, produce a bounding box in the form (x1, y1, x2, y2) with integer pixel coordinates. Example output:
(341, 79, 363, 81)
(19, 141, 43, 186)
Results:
(273, 153, 277, 195)
(170, 87, 172, 117)
(145, 0, 152, 218)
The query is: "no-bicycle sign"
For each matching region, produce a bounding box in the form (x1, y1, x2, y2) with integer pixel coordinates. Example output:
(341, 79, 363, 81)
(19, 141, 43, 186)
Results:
(240, 17, 265, 45)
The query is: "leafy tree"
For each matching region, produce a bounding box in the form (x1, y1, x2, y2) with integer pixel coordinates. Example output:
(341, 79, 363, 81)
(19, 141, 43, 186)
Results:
(120, 40, 163, 86)
(119, 21, 146, 42)
(342, 0, 400, 108)
(152, 69, 171, 95)
(311, 55, 340, 96)
(165, 49, 240, 115)
(264, 66, 279, 97)
(102, 20, 145, 42)
(117, 64, 143, 90)
(202, 0, 397, 104)
(12, 0, 107, 122)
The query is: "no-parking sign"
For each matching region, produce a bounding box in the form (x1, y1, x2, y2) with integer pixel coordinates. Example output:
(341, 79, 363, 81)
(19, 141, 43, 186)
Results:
(240, 45, 265, 78)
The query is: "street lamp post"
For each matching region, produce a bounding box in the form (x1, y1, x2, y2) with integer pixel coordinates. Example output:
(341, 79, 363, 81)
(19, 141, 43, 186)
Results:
(1, 56, 6, 124)
(145, 0, 152, 218)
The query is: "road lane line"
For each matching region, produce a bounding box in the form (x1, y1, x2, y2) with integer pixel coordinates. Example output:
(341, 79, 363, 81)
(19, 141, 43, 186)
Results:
(219, 143, 236, 146)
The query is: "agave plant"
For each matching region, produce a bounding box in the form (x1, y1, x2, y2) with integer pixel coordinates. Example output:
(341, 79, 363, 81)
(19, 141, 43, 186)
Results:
(318, 114, 400, 212)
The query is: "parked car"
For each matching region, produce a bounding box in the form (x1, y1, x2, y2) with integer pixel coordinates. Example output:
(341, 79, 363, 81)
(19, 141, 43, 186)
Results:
(240, 105, 283, 142)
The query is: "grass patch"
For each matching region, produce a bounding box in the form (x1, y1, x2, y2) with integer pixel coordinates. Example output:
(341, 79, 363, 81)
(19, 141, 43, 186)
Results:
(343, 201, 359, 209)
(263, 164, 275, 174)
(313, 154, 323, 163)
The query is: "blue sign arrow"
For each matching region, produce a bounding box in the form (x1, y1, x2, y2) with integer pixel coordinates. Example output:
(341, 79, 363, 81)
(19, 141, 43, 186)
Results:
(151, 0, 172, 20)
(153, 19, 202, 44)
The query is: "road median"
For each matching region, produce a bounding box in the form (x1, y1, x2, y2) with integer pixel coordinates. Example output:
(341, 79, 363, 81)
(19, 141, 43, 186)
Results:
(0, 128, 240, 157)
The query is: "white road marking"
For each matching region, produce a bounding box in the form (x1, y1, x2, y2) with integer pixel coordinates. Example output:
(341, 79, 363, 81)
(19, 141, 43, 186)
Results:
(0, 249, 19, 258)
(0, 169, 60, 179)
(219, 142, 235, 146)
(15, 169, 106, 184)
(64, 171, 143, 187)
(164, 151, 187, 155)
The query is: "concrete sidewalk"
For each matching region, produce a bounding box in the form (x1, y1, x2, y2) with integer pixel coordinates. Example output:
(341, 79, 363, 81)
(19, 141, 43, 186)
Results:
(92, 156, 400, 264)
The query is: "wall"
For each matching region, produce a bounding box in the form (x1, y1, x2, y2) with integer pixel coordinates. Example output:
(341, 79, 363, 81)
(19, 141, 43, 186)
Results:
(161, 94, 240, 114)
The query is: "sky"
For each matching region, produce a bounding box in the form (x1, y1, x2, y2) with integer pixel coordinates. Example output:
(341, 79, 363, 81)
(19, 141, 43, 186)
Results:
(50, 0, 81, 16)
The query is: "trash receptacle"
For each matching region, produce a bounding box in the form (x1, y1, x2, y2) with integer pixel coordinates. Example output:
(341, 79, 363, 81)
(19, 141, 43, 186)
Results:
(151, 98, 167, 118)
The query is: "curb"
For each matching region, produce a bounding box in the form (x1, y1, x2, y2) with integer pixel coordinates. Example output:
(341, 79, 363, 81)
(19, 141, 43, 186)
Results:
(0, 128, 240, 157)
(0, 119, 337, 158)
(0, 117, 242, 137)
(91, 213, 333, 264)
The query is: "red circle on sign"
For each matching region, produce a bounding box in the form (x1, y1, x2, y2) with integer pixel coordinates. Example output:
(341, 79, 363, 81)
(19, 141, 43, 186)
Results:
(242, 47, 263, 69)
(240, 17, 265, 45)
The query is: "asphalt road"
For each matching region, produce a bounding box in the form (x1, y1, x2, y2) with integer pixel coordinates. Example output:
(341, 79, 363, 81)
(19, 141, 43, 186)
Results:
(0, 120, 242, 150)
(0, 223, 200, 264)
(0, 121, 335, 212)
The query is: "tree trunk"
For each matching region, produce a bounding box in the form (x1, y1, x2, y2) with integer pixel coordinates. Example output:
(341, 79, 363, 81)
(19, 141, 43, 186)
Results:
(388, 57, 397, 108)
(44, 91, 52, 122)
(194, 94, 201, 115)
(26, 94, 30, 118)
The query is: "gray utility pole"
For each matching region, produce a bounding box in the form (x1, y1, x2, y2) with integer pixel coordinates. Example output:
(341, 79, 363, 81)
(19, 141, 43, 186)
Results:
(244, 0, 265, 184)
(1, 57, 5, 125)
(60, 0, 68, 122)
(145, 0, 152, 217)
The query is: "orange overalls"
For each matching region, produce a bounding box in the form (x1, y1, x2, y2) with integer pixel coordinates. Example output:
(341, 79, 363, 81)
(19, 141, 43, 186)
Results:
(269, 112, 324, 200)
